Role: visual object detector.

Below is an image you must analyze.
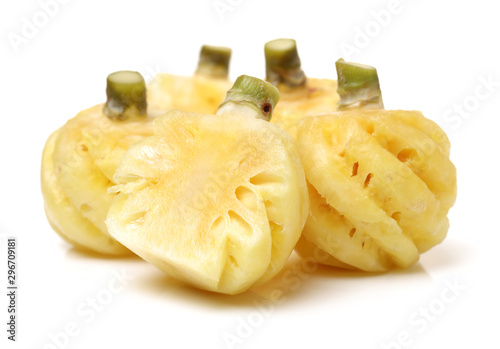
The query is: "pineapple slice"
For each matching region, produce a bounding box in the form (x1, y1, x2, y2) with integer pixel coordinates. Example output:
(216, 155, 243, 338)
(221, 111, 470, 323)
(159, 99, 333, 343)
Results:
(294, 60, 457, 271)
(106, 76, 309, 294)
(41, 71, 165, 255)
(265, 39, 339, 135)
(148, 45, 233, 114)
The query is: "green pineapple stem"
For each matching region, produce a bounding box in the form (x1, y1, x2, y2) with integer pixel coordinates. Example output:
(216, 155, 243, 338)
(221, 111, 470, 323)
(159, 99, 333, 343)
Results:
(265, 38, 306, 88)
(104, 71, 147, 120)
(335, 58, 384, 110)
(195, 45, 232, 79)
(217, 75, 280, 121)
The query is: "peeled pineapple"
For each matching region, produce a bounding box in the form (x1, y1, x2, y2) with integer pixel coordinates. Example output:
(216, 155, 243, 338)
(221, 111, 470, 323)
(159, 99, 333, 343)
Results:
(148, 45, 233, 114)
(265, 39, 339, 134)
(41, 71, 165, 255)
(106, 76, 309, 294)
(294, 60, 457, 271)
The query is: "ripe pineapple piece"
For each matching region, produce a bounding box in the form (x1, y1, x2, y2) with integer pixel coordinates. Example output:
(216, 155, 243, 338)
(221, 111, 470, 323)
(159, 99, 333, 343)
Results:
(41, 71, 165, 255)
(106, 76, 309, 294)
(148, 45, 233, 114)
(265, 39, 339, 135)
(42, 129, 128, 254)
(294, 60, 457, 271)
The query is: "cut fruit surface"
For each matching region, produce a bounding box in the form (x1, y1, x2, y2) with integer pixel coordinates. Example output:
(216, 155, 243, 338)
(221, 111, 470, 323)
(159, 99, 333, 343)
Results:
(295, 110, 457, 271)
(106, 110, 308, 294)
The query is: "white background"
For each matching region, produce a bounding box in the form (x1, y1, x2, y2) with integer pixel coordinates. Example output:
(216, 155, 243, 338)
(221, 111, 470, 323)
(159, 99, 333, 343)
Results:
(1, 0, 499, 348)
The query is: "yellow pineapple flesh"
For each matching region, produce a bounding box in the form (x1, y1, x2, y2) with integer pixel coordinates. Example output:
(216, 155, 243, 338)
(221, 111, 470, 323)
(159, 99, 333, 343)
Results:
(106, 76, 309, 294)
(147, 74, 232, 114)
(295, 110, 457, 271)
(147, 44, 233, 114)
(41, 104, 166, 255)
(271, 78, 339, 136)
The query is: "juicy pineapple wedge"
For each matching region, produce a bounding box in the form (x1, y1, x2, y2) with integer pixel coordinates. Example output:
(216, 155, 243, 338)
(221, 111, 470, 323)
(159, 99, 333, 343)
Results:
(294, 60, 457, 271)
(264, 39, 339, 135)
(106, 76, 309, 294)
(148, 45, 233, 114)
(294, 111, 456, 270)
(41, 71, 167, 255)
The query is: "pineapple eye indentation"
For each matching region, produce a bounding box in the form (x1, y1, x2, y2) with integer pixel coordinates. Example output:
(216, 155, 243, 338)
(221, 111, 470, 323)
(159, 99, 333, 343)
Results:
(349, 228, 356, 238)
(391, 212, 402, 223)
(269, 221, 283, 248)
(228, 210, 252, 236)
(209, 215, 225, 235)
(351, 162, 359, 176)
(228, 255, 239, 268)
(249, 171, 283, 187)
(365, 123, 375, 135)
(127, 210, 147, 227)
(235, 185, 259, 212)
(364, 173, 374, 187)
(397, 148, 417, 162)
(80, 204, 92, 213)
